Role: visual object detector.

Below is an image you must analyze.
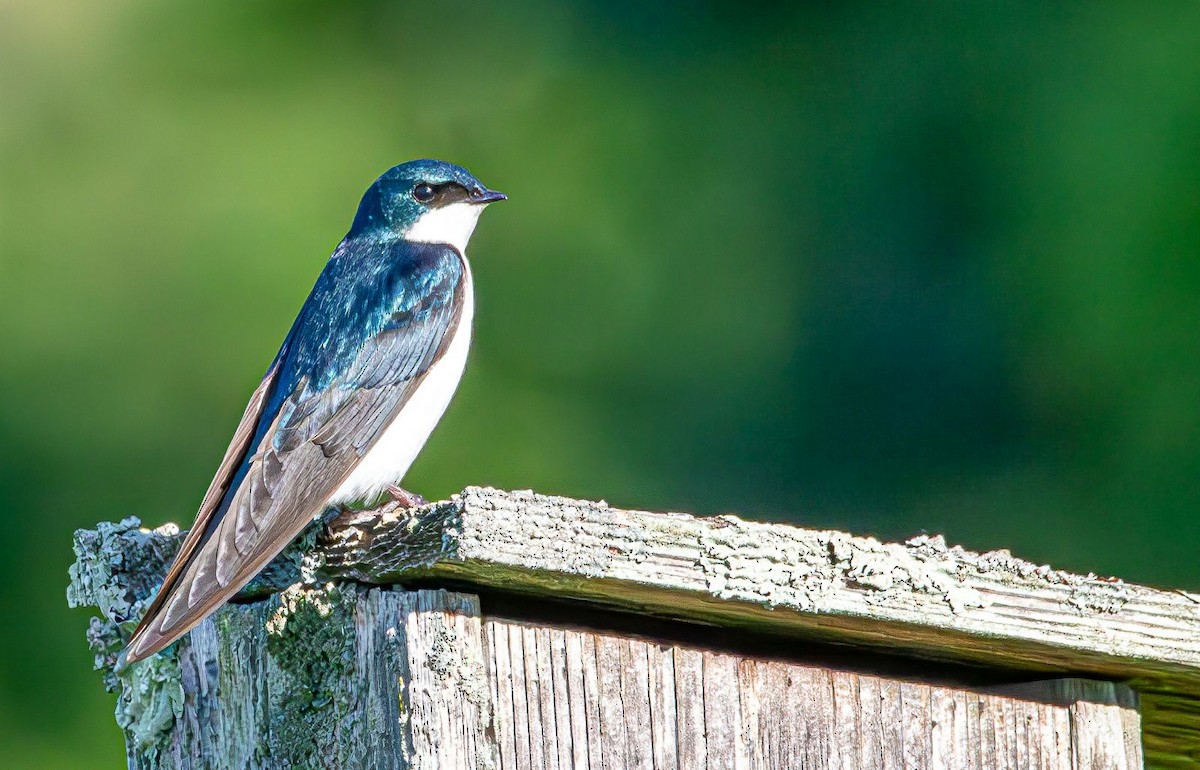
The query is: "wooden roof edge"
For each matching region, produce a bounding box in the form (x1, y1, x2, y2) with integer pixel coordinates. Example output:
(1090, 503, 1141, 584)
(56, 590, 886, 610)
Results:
(322, 486, 1200, 767)
(317, 487, 1200, 683)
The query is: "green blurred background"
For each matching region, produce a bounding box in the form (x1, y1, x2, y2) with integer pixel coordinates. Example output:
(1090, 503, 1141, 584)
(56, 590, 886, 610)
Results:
(3, 1, 1200, 765)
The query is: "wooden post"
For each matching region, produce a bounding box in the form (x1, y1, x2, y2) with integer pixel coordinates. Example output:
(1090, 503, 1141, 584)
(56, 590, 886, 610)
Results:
(69, 487, 1200, 769)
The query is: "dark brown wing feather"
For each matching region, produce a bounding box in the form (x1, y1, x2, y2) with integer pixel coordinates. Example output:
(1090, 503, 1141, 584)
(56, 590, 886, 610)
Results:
(123, 253, 464, 663)
(123, 358, 281, 652)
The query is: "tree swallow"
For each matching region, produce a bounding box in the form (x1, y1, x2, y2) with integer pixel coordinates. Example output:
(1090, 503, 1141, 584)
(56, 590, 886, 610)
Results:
(123, 159, 505, 664)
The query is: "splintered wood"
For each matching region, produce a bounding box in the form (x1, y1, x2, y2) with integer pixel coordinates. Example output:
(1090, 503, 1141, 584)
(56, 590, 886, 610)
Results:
(482, 617, 1142, 770)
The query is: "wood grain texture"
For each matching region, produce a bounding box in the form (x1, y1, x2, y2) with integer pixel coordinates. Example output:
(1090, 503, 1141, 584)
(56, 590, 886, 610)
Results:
(70, 489, 1199, 767)
(72, 581, 1146, 770)
(314, 487, 1200, 766)
(68, 573, 1150, 769)
(481, 616, 1143, 770)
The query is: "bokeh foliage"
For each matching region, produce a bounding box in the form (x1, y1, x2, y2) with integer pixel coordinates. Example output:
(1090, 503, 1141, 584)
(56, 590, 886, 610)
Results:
(3, 1, 1199, 766)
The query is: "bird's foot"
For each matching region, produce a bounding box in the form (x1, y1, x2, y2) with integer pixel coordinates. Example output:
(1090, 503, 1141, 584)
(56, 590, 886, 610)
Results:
(385, 484, 428, 509)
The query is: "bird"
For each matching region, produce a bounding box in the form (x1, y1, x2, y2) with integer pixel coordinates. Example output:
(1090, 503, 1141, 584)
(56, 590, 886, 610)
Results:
(121, 159, 505, 664)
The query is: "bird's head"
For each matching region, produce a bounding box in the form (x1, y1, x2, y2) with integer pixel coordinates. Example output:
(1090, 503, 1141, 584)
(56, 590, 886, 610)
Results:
(349, 159, 506, 252)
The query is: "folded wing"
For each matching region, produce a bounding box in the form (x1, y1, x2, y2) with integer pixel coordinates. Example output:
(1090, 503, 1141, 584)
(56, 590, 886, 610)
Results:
(124, 241, 465, 663)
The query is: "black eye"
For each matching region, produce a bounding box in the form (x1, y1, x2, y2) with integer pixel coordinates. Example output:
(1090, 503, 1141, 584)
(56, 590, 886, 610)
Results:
(412, 183, 436, 203)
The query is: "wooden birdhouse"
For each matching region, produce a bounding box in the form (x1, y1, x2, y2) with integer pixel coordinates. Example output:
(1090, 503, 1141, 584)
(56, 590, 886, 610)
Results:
(69, 488, 1200, 768)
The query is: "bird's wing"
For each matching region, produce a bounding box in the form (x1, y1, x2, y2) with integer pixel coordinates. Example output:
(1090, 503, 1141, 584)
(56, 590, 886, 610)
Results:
(122, 353, 286, 652)
(124, 242, 465, 663)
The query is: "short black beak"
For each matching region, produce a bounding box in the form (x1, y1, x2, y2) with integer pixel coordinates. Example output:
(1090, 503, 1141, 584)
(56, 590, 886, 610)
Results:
(470, 188, 507, 204)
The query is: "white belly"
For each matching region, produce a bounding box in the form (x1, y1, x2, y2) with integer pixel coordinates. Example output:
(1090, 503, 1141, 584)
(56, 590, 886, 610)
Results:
(326, 261, 473, 506)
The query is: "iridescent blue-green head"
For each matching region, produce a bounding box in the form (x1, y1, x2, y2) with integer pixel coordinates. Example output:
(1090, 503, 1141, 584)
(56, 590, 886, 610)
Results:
(350, 159, 506, 251)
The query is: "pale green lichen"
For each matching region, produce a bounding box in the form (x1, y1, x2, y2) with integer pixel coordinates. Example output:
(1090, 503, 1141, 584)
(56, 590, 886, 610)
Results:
(265, 583, 360, 767)
(69, 517, 185, 754)
(117, 651, 185, 756)
(68, 513, 359, 766)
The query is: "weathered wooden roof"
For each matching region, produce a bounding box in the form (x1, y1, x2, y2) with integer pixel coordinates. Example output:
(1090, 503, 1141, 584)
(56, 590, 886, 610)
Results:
(316, 487, 1200, 766)
(71, 487, 1200, 766)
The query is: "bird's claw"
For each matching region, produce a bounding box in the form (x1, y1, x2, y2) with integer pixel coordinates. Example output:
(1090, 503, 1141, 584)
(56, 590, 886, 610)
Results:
(385, 484, 428, 510)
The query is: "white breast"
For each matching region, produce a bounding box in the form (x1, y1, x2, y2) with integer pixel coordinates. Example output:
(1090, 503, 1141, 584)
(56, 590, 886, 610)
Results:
(326, 258, 474, 507)
(404, 201, 484, 255)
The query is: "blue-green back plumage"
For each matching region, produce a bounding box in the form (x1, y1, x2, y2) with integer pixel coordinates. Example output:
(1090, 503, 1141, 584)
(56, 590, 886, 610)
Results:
(215, 236, 464, 533)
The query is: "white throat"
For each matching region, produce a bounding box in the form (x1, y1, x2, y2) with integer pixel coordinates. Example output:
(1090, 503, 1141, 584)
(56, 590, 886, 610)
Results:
(405, 202, 485, 253)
